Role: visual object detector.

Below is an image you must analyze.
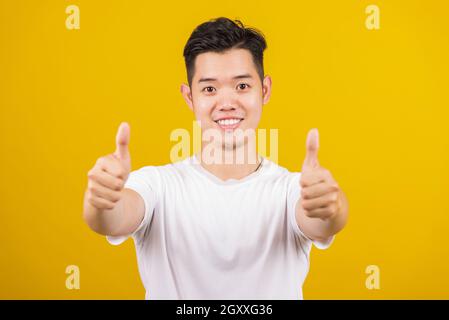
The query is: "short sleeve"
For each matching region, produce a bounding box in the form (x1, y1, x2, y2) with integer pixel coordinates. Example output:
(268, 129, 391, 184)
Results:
(286, 172, 335, 250)
(106, 166, 159, 246)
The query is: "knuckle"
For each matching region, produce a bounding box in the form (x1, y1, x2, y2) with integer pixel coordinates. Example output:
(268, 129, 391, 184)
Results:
(87, 198, 95, 206)
(96, 202, 106, 210)
(88, 197, 100, 208)
(115, 181, 124, 191)
(332, 192, 339, 202)
(329, 204, 337, 215)
(300, 179, 309, 188)
(110, 191, 120, 201)
(90, 186, 99, 195)
(117, 169, 126, 178)
(100, 202, 109, 210)
(96, 157, 105, 165)
(328, 193, 338, 204)
(99, 203, 108, 210)
(322, 212, 333, 220)
(302, 201, 311, 210)
(87, 169, 97, 180)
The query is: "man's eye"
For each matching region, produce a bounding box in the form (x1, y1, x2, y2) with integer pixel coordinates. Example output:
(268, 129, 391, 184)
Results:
(237, 83, 250, 90)
(202, 87, 215, 93)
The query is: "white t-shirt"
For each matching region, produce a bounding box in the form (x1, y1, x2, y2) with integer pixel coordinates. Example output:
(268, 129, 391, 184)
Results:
(107, 155, 334, 299)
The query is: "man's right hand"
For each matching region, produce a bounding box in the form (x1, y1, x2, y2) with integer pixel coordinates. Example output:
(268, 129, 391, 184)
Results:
(86, 122, 131, 210)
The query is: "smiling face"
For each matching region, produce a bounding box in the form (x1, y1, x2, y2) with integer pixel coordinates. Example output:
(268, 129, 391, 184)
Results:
(181, 48, 272, 151)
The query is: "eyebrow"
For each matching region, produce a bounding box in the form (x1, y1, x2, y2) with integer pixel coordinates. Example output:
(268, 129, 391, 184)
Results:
(198, 74, 253, 83)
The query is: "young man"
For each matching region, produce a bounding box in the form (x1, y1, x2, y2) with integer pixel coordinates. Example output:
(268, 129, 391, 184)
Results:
(83, 17, 348, 299)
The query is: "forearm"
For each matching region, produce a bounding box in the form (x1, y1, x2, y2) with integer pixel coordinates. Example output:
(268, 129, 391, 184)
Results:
(296, 189, 349, 241)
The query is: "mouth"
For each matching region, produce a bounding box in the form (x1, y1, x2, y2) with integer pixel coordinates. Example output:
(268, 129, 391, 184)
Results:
(214, 118, 244, 130)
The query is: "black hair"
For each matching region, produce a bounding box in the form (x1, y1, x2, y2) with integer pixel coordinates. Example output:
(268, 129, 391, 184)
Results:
(183, 17, 267, 87)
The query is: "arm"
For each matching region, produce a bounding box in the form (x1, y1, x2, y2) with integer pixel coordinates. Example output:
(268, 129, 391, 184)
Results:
(296, 128, 349, 242)
(83, 122, 145, 237)
(83, 188, 145, 237)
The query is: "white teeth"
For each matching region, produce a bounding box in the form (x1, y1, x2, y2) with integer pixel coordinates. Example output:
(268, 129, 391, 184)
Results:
(217, 118, 241, 126)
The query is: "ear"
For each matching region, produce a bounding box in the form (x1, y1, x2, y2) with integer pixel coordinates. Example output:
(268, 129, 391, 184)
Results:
(262, 75, 272, 105)
(180, 83, 194, 111)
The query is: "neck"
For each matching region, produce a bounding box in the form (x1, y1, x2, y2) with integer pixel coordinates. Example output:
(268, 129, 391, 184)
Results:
(196, 146, 262, 181)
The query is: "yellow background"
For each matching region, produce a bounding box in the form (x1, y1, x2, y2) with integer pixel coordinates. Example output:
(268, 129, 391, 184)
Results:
(1, 0, 448, 299)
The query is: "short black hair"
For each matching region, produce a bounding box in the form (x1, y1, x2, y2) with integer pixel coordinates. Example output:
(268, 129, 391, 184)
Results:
(183, 17, 267, 87)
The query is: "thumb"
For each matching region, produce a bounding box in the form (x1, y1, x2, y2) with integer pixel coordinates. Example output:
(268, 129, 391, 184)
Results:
(114, 122, 130, 161)
(301, 128, 320, 172)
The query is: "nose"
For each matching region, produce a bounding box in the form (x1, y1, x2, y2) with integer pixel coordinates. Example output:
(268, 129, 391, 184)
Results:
(216, 89, 239, 112)
(219, 104, 236, 112)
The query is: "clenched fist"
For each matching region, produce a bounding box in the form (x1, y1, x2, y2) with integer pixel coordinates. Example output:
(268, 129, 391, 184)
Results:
(299, 128, 341, 220)
(86, 122, 131, 210)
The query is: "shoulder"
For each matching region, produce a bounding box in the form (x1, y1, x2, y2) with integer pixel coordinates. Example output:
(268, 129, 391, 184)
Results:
(129, 157, 193, 181)
(262, 158, 301, 183)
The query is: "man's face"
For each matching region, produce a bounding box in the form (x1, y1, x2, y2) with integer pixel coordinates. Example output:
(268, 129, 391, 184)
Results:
(181, 48, 272, 151)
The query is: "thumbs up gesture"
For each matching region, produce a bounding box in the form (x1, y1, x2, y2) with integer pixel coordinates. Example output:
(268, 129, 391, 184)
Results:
(299, 129, 341, 220)
(86, 122, 132, 210)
